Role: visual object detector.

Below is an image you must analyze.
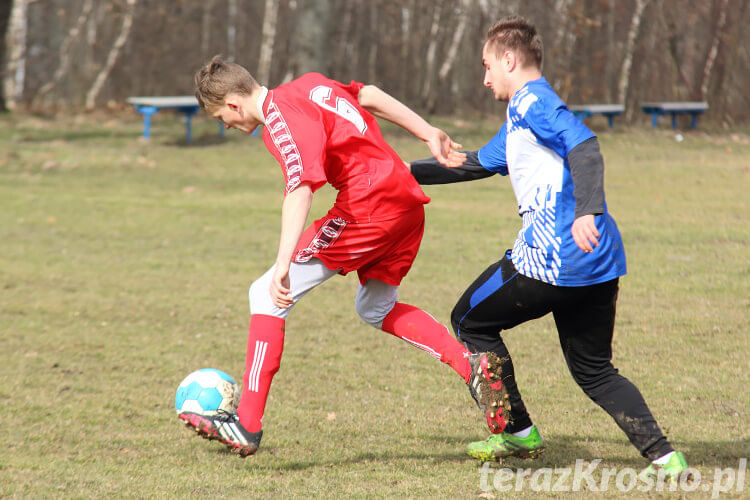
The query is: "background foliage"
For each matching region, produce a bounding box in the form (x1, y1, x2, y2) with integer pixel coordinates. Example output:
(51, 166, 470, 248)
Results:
(1, 0, 749, 123)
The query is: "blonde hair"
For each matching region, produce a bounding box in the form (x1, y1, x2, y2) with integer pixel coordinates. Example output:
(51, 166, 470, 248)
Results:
(194, 56, 260, 110)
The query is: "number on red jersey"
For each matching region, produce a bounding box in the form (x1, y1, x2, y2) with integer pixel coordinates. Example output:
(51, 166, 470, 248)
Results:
(309, 85, 368, 135)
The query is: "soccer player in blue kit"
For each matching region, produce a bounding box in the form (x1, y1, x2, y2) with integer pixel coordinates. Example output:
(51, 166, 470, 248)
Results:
(410, 17, 690, 480)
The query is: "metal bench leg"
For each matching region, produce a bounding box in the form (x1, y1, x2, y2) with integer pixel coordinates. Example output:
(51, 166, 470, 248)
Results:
(691, 113, 698, 129)
(672, 113, 678, 129)
(137, 106, 159, 140)
(179, 108, 199, 142)
(185, 114, 193, 142)
(651, 113, 658, 128)
(607, 114, 614, 128)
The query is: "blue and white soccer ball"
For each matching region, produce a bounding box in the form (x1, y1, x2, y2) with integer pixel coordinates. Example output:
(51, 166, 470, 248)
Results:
(175, 368, 240, 416)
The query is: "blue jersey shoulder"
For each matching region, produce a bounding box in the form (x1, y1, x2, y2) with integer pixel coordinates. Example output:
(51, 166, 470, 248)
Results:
(517, 78, 595, 159)
(477, 122, 508, 175)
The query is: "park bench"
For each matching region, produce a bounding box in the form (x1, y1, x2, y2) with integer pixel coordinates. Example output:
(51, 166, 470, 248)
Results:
(640, 102, 708, 129)
(126, 96, 225, 142)
(569, 104, 625, 128)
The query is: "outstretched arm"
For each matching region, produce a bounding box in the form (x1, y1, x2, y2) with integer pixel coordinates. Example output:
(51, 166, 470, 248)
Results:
(410, 151, 494, 185)
(357, 85, 464, 166)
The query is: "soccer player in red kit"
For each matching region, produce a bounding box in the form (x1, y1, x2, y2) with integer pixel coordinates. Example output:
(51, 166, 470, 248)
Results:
(178, 58, 508, 457)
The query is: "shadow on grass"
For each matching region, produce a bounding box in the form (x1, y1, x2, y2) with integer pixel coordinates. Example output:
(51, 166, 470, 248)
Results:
(14, 129, 137, 142)
(235, 434, 750, 472)
(245, 449, 470, 472)
(169, 134, 230, 148)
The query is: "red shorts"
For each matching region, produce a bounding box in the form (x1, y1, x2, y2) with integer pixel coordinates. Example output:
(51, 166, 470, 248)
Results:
(293, 206, 425, 286)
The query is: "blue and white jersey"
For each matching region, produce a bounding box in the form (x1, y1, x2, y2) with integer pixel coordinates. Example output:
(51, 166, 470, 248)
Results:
(477, 77, 627, 286)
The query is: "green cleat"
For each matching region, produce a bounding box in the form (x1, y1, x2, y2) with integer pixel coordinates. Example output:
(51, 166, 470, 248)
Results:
(640, 452, 692, 483)
(466, 425, 545, 461)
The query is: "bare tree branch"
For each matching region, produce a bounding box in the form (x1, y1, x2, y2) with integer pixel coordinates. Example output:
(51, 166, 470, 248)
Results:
(85, 0, 137, 109)
(617, 0, 649, 106)
(420, 4, 442, 104)
(35, 0, 94, 103)
(700, 0, 728, 100)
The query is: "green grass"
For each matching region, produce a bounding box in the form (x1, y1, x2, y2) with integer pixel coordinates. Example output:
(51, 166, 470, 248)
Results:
(0, 112, 748, 498)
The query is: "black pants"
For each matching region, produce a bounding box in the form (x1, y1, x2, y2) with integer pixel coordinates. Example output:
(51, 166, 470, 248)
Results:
(451, 251, 673, 461)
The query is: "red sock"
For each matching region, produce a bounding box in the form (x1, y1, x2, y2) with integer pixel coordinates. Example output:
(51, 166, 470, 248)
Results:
(236, 314, 285, 432)
(381, 302, 471, 383)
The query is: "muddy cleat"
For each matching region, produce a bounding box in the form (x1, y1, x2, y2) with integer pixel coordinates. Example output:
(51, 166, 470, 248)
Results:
(178, 411, 262, 457)
(640, 452, 692, 483)
(466, 426, 545, 461)
(468, 352, 511, 434)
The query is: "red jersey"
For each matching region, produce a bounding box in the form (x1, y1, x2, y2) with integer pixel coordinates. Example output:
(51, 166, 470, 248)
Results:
(261, 73, 430, 224)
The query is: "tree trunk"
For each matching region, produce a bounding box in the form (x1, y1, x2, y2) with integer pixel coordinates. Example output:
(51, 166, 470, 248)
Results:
(617, 0, 648, 108)
(333, 0, 354, 76)
(438, 0, 469, 81)
(201, 0, 214, 61)
(0, 0, 13, 111)
(662, 0, 695, 97)
(257, 0, 279, 85)
(366, 0, 379, 84)
(3, 0, 29, 110)
(227, 0, 237, 62)
(428, 0, 470, 111)
(549, 0, 574, 94)
(35, 0, 94, 104)
(604, 0, 615, 101)
(699, 0, 728, 100)
(420, 4, 441, 106)
(399, 2, 412, 100)
(85, 0, 137, 109)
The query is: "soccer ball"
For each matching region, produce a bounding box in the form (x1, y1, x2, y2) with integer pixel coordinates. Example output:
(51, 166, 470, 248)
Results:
(175, 368, 240, 416)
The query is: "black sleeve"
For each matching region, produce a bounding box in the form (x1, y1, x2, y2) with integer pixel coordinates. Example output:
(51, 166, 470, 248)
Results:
(568, 137, 605, 219)
(410, 151, 494, 185)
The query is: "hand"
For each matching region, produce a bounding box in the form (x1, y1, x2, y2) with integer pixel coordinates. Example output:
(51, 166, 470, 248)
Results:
(425, 126, 465, 167)
(270, 262, 293, 309)
(571, 214, 600, 253)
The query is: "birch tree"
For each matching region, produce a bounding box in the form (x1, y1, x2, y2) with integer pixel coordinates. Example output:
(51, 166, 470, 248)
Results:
(35, 0, 94, 103)
(85, 0, 137, 109)
(257, 0, 279, 85)
(3, 0, 30, 110)
(438, 0, 470, 82)
(617, 0, 649, 107)
(427, 0, 470, 110)
(420, 4, 442, 105)
(699, 0, 728, 100)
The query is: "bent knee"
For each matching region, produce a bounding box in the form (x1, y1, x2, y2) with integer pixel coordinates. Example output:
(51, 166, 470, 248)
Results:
(355, 283, 397, 328)
(355, 297, 392, 328)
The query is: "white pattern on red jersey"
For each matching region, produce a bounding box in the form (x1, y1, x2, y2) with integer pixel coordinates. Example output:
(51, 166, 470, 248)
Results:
(260, 73, 430, 223)
(264, 97, 304, 194)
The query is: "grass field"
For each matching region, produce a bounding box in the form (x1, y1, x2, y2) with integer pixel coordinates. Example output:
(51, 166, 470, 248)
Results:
(1, 112, 748, 498)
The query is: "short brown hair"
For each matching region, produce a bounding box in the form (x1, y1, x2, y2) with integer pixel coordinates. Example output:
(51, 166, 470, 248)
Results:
(485, 16, 543, 69)
(194, 56, 260, 110)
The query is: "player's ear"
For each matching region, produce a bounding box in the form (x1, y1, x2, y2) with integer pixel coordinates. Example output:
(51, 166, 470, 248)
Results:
(224, 94, 241, 112)
(504, 50, 516, 71)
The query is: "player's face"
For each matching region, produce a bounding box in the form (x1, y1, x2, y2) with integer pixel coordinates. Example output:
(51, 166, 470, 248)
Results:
(212, 99, 259, 134)
(482, 42, 511, 101)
